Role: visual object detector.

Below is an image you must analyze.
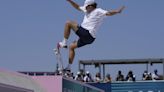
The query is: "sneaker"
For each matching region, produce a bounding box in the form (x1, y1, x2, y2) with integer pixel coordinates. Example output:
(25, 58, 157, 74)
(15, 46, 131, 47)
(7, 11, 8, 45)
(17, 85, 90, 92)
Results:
(58, 42, 68, 48)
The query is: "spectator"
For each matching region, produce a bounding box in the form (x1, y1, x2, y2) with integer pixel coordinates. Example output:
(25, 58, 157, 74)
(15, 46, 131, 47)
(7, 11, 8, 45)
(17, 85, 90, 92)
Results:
(70, 72, 75, 79)
(142, 70, 152, 80)
(74, 71, 83, 82)
(142, 70, 148, 80)
(79, 69, 85, 79)
(84, 71, 93, 82)
(66, 72, 74, 79)
(126, 70, 136, 82)
(104, 74, 112, 83)
(116, 70, 124, 81)
(152, 69, 160, 80)
(94, 72, 102, 83)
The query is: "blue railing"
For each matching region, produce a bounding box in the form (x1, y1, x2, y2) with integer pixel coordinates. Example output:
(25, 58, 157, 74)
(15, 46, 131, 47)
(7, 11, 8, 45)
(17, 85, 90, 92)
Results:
(89, 81, 164, 92)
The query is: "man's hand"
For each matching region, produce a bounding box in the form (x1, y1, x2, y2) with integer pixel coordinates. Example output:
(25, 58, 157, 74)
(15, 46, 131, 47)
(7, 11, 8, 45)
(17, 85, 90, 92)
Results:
(118, 6, 125, 13)
(106, 6, 125, 16)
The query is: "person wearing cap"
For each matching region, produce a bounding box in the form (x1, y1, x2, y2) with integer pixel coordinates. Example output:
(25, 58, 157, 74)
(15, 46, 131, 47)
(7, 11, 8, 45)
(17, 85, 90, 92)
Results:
(74, 71, 84, 82)
(58, 0, 125, 71)
(84, 71, 93, 82)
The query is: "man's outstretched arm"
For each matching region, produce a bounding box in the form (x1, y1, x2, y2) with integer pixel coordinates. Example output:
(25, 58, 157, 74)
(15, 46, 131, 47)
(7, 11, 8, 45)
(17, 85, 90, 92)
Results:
(67, 0, 81, 11)
(106, 6, 125, 16)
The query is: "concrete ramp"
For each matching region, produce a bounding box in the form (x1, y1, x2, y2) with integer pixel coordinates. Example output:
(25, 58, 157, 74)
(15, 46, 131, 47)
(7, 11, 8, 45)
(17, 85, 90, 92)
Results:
(0, 69, 45, 92)
(0, 69, 104, 92)
(32, 76, 104, 92)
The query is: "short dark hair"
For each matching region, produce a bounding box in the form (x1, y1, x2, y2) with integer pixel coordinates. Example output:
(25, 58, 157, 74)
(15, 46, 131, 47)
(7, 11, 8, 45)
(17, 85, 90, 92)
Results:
(91, 3, 97, 8)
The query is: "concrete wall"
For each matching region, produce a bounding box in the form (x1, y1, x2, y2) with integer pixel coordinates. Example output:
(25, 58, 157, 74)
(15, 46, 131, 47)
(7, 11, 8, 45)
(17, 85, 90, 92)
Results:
(0, 69, 45, 92)
(0, 69, 104, 92)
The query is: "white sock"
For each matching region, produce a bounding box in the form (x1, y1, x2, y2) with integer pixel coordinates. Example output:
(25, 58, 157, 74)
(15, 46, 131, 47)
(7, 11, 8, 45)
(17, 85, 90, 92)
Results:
(62, 38, 67, 44)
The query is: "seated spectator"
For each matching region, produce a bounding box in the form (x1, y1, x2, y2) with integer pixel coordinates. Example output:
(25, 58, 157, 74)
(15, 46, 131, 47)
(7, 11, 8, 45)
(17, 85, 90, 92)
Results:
(126, 70, 136, 82)
(70, 72, 75, 79)
(79, 69, 85, 78)
(142, 70, 152, 80)
(74, 71, 83, 82)
(66, 72, 74, 79)
(94, 72, 102, 83)
(116, 70, 124, 81)
(104, 74, 112, 83)
(64, 70, 72, 78)
(152, 69, 160, 80)
(84, 71, 93, 82)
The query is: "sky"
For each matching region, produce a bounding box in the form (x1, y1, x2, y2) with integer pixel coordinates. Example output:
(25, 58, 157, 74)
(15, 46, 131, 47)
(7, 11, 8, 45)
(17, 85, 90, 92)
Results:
(0, 0, 164, 80)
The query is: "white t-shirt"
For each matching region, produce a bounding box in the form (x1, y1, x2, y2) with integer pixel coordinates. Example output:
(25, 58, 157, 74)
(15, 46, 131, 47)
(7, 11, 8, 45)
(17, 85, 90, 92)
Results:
(80, 7, 108, 38)
(152, 73, 159, 80)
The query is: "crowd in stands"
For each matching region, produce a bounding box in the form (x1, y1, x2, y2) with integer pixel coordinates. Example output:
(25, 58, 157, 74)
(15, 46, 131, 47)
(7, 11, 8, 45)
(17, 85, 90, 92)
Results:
(142, 69, 162, 81)
(56, 69, 162, 83)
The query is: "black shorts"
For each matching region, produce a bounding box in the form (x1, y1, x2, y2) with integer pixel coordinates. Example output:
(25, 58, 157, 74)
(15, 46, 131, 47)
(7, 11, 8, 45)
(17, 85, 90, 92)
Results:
(76, 26, 95, 48)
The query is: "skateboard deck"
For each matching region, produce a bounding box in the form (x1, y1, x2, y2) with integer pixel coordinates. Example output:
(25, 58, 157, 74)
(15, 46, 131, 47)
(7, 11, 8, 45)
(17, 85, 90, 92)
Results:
(54, 43, 71, 75)
(54, 43, 64, 72)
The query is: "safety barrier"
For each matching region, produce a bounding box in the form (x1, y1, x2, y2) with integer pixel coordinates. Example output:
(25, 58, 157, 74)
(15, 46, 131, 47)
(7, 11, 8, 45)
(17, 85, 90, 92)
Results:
(89, 81, 164, 92)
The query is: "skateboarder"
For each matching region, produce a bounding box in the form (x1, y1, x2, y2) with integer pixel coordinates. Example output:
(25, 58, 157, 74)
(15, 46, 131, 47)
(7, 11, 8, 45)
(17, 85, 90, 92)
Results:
(57, 0, 125, 71)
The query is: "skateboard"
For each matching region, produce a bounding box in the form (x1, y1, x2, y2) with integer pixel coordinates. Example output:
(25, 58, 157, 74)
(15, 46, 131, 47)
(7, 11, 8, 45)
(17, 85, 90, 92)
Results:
(54, 43, 64, 74)
(53, 43, 70, 75)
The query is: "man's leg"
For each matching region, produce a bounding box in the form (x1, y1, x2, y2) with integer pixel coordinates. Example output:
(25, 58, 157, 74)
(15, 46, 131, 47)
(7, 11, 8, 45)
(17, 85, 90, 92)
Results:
(64, 21, 78, 39)
(66, 41, 78, 70)
(59, 21, 78, 48)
